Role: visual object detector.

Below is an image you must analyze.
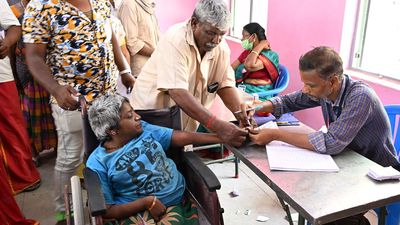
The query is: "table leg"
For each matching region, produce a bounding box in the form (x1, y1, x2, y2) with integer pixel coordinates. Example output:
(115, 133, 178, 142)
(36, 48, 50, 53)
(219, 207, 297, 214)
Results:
(378, 206, 387, 225)
(234, 156, 240, 178)
(278, 196, 294, 225)
(298, 214, 305, 225)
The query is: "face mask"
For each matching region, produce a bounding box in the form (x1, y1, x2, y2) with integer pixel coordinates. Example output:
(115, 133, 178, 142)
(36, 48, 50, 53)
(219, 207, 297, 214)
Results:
(241, 38, 253, 50)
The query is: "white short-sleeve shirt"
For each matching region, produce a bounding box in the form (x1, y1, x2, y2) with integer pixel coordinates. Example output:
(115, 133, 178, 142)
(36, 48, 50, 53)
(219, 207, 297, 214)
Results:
(130, 21, 235, 131)
(0, 0, 20, 83)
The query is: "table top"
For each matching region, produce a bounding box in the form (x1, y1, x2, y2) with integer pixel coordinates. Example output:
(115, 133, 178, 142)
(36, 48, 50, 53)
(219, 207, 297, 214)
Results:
(226, 134, 400, 224)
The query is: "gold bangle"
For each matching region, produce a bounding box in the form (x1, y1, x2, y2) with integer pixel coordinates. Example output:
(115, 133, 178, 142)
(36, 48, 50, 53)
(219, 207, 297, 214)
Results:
(251, 50, 259, 55)
(148, 196, 157, 211)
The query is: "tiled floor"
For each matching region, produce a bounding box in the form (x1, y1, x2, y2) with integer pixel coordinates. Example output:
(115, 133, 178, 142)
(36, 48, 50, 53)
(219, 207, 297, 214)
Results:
(16, 150, 58, 225)
(207, 160, 290, 225)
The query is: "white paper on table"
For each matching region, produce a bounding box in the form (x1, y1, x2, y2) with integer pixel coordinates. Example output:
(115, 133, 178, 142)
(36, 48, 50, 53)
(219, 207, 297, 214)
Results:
(367, 166, 400, 181)
(266, 141, 339, 172)
(258, 121, 279, 129)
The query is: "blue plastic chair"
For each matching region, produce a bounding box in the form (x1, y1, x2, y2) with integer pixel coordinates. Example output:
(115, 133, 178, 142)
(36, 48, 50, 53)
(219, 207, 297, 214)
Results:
(374, 104, 400, 225)
(385, 105, 400, 157)
(255, 64, 290, 98)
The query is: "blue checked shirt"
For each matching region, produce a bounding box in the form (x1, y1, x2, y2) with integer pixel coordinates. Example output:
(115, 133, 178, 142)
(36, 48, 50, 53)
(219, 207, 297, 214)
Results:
(269, 75, 399, 167)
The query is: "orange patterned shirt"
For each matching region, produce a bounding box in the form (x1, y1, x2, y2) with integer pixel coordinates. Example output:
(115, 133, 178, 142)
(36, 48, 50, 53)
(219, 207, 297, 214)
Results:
(23, 0, 116, 102)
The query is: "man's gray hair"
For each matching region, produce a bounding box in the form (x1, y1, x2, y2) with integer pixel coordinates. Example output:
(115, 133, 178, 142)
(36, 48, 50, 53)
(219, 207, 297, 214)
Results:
(299, 46, 344, 81)
(88, 94, 129, 142)
(193, 0, 231, 30)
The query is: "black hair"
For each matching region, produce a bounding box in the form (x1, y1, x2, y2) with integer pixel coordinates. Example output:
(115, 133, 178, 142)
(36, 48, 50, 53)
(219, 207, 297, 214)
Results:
(243, 22, 267, 40)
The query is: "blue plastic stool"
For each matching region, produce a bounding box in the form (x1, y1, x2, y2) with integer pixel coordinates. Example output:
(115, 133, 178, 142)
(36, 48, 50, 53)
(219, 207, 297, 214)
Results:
(374, 104, 400, 225)
(385, 105, 400, 158)
(374, 204, 400, 225)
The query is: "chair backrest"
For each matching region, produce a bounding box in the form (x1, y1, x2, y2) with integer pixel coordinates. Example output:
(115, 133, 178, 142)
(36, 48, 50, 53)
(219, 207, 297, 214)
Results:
(257, 64, 290, 98)
(80, 98, 100, 161)
(135, 106, 181, 130)
(81, 98, 182, 161)
(385, 104, 400, 157)
(135, 106, 182, 162)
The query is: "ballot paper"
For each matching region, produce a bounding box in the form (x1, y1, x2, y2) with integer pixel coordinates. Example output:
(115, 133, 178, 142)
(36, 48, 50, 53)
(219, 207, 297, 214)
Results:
(266, 141, 339, 172)
(367, 166, 400, 181)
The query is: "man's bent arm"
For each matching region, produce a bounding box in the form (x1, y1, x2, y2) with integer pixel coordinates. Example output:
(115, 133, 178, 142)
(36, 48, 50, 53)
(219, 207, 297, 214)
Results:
(112, 31, 130, 72)
(112, 31, 135, 90)
(251, 129, 314, 151)
(168, 89, 247, 146)
(277, 130, 314, 150)
(168, 89, 215, 126)
(217, 87, 241, 113)
(0, 26, 21, 59)
(25, 43, 60, 95)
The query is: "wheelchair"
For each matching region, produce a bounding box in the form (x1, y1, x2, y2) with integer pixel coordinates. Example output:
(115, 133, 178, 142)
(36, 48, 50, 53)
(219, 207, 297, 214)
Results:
(65, 99, 225, 225)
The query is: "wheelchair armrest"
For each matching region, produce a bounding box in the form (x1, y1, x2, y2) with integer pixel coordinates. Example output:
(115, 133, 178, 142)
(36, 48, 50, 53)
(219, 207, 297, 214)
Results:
(182, 151, 221, 191)
(182, 152, 223, 224)
(83, 168, 107, 217)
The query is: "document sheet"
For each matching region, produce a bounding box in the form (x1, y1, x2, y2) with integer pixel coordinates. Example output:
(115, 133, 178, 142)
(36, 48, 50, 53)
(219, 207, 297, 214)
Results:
(258, 121, 339, 172)
(266, 141, 339, 172)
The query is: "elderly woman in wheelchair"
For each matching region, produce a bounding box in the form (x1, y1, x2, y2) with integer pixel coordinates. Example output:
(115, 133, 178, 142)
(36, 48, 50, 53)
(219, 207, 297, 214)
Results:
(86, 94, 221, 224)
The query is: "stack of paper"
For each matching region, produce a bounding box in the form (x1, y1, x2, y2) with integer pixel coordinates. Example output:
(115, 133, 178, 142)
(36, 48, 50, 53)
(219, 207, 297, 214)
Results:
(266, 141, 339, 172)
(258, 121, 339, 172)
(367, 166, 400, 181)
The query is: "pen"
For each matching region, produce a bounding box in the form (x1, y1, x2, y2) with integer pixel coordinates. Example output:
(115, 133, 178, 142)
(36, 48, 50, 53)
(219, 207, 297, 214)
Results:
(233, 105, 263, 114)
(276, 121, 300, 126)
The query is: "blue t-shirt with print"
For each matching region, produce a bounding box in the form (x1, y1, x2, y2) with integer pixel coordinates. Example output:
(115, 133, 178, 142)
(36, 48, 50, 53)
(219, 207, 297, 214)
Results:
(86, 121, 185, 206)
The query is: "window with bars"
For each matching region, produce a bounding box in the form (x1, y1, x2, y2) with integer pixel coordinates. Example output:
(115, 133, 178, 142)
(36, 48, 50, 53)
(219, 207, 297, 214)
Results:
(229, 0, 268, 39)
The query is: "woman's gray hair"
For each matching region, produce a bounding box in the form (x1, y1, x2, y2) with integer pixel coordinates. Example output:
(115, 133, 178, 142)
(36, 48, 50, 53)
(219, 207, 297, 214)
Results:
(88, 94, 129, 142)
(192, 0, 231, 30)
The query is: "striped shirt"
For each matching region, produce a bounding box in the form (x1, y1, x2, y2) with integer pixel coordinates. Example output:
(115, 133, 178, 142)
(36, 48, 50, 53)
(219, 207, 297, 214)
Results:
(269, 75, 399, 168)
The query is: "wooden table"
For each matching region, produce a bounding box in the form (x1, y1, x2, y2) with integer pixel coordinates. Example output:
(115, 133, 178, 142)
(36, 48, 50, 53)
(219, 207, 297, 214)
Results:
(225, 125, 400, 225)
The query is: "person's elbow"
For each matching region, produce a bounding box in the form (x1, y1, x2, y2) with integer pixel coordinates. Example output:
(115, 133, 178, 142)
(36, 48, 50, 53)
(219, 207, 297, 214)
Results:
(25, 44, 46, 67)
(318, 142, 347, 155)
(243, 62, 259, 72)
(6, 25, 22, 44)
(167, 89, 187, 99)
(127, 39, 145, 55)
(25, 51, 41, 70)
(14, 26, 22, 38)
(231, 60, 240, 70)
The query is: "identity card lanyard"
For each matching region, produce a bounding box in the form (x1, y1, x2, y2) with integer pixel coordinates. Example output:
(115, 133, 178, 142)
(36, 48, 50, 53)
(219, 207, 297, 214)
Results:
(326, 75, 349, 127)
